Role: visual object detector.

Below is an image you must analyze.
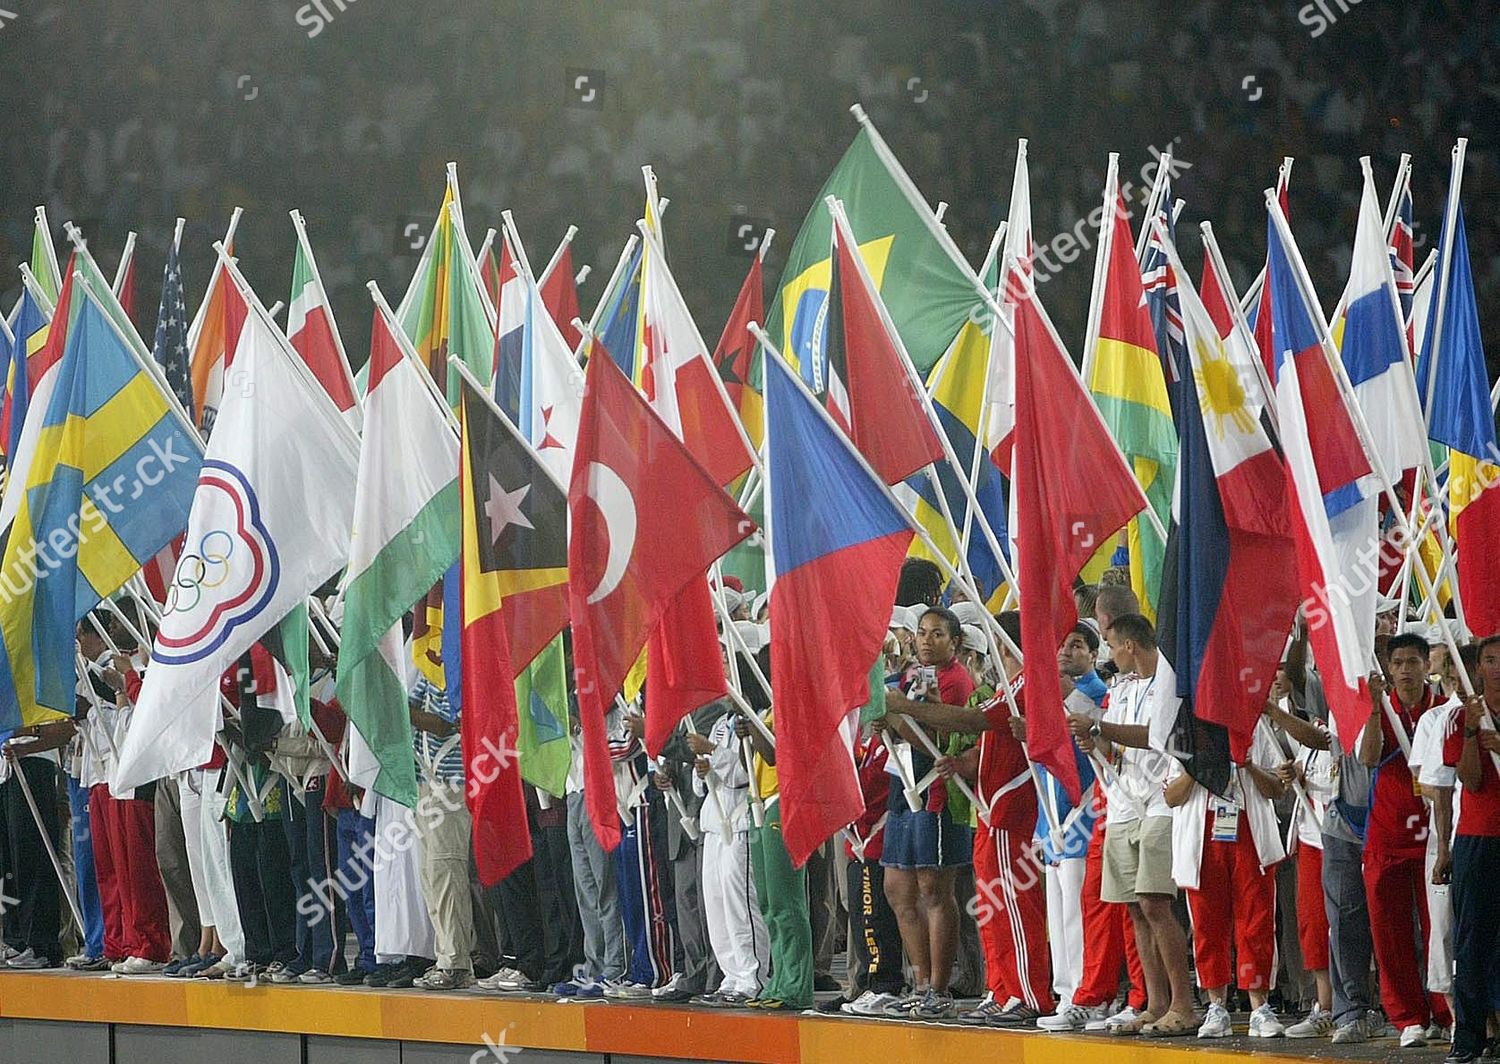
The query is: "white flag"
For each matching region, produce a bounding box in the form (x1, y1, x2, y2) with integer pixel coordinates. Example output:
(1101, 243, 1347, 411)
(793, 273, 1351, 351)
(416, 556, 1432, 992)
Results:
(112, 301, 360, 795)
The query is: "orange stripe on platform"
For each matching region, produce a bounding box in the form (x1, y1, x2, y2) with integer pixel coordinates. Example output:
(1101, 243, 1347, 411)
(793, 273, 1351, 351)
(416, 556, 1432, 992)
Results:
(0, 973, 1342, 1064)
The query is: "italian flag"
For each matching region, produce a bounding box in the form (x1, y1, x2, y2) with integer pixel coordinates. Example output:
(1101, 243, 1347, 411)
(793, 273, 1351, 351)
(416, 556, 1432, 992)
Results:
(335, 304, 460, 807)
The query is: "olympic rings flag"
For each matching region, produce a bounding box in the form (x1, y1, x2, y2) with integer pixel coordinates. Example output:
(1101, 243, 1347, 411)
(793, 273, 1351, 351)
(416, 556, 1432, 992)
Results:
(111, 293, 360, 797)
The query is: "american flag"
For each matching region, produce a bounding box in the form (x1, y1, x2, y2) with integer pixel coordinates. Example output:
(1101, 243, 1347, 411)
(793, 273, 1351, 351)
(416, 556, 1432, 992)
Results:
(1387, 181, 1415, 355)
(152, 240, 195, 422)
(1140, 176, 1186, 425)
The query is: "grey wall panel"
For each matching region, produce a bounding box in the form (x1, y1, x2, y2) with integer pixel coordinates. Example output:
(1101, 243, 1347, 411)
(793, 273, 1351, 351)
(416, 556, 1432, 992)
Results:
(0, 1018, 110, 1064)
(401, 1040, 607, 1064)
(306, 1034, 401, 1064)
(113, 1025, 301, 1064)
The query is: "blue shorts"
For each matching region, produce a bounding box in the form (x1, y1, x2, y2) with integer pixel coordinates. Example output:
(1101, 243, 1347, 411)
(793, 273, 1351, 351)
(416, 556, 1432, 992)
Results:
(879, 805, 972, 870)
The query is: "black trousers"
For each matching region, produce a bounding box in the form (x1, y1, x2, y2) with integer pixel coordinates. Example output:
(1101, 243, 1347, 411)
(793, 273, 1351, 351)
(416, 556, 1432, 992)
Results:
(488, 814, 583, 984)
(228, 809, 298, 966)
(2, 758, 61, 960)
(1451, 834, 1500, 1057)
(845, 858, 903, 996)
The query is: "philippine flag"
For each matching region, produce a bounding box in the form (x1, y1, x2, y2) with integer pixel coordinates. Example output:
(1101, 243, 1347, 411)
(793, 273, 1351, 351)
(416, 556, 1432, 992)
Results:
(1266, 209, 1382, 742)
(764, 349, 913, 867)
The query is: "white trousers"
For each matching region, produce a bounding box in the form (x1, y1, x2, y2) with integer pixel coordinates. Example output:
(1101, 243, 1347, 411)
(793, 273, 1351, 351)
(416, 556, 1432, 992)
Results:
(1425, 832, 1454, 994)
(195, 772, 244, 963)
(373, 795, 435, 963)
(702, 827, 768, 997)
(1045, 856, 1088, 1007)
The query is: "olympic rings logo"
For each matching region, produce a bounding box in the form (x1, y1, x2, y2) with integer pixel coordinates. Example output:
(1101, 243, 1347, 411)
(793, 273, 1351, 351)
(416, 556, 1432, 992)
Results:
(163, 529, 237, 615)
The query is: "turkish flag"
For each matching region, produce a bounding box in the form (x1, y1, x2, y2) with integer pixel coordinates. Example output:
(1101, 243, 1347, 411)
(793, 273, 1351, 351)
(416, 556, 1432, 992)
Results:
(567, 348, 755, 850)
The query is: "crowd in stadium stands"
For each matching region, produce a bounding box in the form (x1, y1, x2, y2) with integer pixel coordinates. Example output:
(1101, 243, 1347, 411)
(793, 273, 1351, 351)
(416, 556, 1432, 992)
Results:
(2, 559, 1499, 1061)
(0, 0, 1495, 367)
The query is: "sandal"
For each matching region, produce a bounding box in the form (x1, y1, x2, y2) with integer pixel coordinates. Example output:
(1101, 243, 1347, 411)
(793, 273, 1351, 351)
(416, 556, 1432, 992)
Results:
(1109, 1012, 1158, 1036)
(1142, 1010, 1198, 1037)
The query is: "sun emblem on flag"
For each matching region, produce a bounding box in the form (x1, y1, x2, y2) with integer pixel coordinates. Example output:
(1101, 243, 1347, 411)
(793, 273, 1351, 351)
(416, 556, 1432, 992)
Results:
(1192, 339, 1256, 438)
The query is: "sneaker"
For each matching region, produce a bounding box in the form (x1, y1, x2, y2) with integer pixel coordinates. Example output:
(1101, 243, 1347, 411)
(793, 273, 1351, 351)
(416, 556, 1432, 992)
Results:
(195, 959, 233, 980)
(552, 976, 595, 997)
(715, 990, 753, 1007)
(845, 990, 902, 1016)
(882, 990, 927, 1017)
(603, 979, 653, 1000)
(1249, 1004, 1286, 1038)
(226, 962, 262, 982)
(989, 1002, 1045, 1028)
(478, 967, 534, 992)
(651, 974, 691, 1000)
(0, 945, 18, 963)
(1429, 1026, 1453, 1044)
(1040, 1003, 1106, 1032)
(959, 994, 1008, 1024)
(573, 980, 607, 1000)
(1102, 1004, 1143, 1032)
(1286, 1005, 1334, 1039)
(1198, 1003, 1234, 1039)
(269, 962, 305, 984)
(180, 953, 222, 977)
(119, 956, 165, 975)
(363, 962, 401, 987)
(386, 961, 425, 989)
(1332, 1015, 1372, 1045)
(335, 967, 372, 986)
(1446, 1053, 1478, 1064)
(162, 955, 198, 977)
(911, 988, 957, 1021)
(5, 949, 56, 970)
(413, 967, 475, 991)
(299, 968, 332, 985)
(1401, 1025, 1430, 1048)
(65, 953, 108, 972)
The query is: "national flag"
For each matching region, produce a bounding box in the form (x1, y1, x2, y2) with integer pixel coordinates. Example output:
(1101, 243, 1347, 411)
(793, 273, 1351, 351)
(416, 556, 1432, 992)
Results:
(986, 140, 1034, 474)
(568, 348, 753, 850)
(1149, 231, 1298, 770)
(711, 253, 766, 450)
(540, 239, 584, 352)
(287, 218, 360, 422)
(762, 348, 911, 866)
(1, 288, 49, 464)
(114, 243, 138, 332)
(1140, 174, 1187, 421)
(1249, 170, 1291, 379)
(515, 252, 586, 489)
(595, 240, 643, 380)
(823, 205, 945, 486)
(1012, 274, 1149, 801)
(491, 233, 528, 419)
(29, 212, 60, 304)
(0, 281, 202, 733)
(1087, 183, 1176, 622)
(639, 229, 755, 488)
(1266, 209, 1380, 741)
(151, 238, 196, 422)
(1389, 177, 1416, 354)
(112, 288, 360, 794)
(516, 634, 572, 798)
(336, 306, 461, 808)
(460, 377, 560, 885)
(1416, 199, 1500, 639)
(766, 125, 978, 386)
(187, 227, 249, 433)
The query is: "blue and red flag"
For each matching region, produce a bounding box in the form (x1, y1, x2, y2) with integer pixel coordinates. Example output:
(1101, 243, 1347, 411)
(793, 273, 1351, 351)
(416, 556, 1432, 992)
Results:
(1267, 210, 1380, 742)
(764, 348, 912, 866)
(1416, 200, 1500, 639)
(1140, 174, 1187, 425)
(1388, 179, 1416, 355)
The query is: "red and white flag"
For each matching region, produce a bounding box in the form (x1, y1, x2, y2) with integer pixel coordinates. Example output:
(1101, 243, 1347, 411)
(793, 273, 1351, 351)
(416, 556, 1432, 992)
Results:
(287, 215, 360, 425)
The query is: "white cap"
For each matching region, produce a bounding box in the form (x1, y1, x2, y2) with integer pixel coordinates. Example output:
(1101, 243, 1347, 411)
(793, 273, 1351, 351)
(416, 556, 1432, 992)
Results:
(733, 620, 769, 653)
(950, 601, 987, 628)
(890, 605, 917, 632)
(960, 623, 987, 653)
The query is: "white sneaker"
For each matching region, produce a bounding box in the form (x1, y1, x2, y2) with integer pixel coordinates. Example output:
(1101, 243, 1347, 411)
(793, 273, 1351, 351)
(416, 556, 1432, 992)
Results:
(651, 974, 684, 998)
(1400, 1024, 1429, 1048)
(477, 966, 529, 991)
(1198, 1002, 1234, 1039)
(1039, 1003, 1106, 1032)
(1249, 1004, 1286, 1038)
(120, 956, 165, 975)
(603, 979, 653, 1000)
(844, 990, 901, 1016)
(1286, 1005, 1334, 1038)
(1100, 1005, 1141, 1032)
(1426, 1024, 1451, 1043)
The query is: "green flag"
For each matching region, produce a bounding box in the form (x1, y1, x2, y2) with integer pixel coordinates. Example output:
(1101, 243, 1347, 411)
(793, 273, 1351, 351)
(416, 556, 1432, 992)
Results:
(765, 126, 979, 383)
(516, 634, 572, 798)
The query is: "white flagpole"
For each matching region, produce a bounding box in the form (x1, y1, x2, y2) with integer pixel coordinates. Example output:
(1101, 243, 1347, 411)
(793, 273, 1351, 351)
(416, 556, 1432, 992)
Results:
(537, 225, 579, 289)
(1199, 221, 1280, 428)
(17, 263, 55, 318)
(572, 234, 640, 364)
(112, 231, 136, 298)
(367, 281, 460, 436)
(1133, 151, 1171, 263)
(33, 206, 63, 295)
(185, 207, 243, 357)
(1079, 154, 1121, 388)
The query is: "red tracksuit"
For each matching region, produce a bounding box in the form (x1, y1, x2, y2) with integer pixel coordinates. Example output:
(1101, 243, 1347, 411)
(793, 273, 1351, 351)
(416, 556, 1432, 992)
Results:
(1073, 790, 1147, 1010)
(970, 688, 1051, 1009)
(1364, 690, 1451, 1031)
(1184, 816, 1277, 991)
(1296, 843, 1329, 970)
(89, 784, 171, 962)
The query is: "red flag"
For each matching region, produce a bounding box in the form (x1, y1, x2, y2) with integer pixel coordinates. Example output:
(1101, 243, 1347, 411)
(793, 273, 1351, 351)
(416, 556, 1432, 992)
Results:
(1012, 275, 1148, 801)
(711, 254, 765, 448)
(826, 216, 945, 485)
(540, 242, 583, 352)
(643, 577, 726, 756)
(568, 348, 754, 849)
(117, 254, 138, 332)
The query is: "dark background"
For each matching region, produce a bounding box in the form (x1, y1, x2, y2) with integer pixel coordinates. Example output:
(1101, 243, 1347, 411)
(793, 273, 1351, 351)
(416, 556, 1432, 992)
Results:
(0, 0, 1494, 374)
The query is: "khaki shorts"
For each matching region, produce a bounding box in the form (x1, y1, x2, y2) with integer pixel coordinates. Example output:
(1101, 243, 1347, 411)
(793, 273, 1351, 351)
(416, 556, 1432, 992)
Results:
(1101, 815, 1176, 903)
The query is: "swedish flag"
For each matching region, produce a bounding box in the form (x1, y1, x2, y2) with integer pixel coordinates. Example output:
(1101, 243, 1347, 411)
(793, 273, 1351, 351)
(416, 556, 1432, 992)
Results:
(0, 283, 201, 731)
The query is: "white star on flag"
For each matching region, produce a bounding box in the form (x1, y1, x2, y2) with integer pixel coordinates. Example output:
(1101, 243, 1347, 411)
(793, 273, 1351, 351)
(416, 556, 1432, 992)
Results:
(484, 474, 532, 544)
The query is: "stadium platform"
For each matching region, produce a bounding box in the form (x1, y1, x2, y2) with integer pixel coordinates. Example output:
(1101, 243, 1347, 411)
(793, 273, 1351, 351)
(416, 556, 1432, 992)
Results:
(0, 969, 1454, 1064)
